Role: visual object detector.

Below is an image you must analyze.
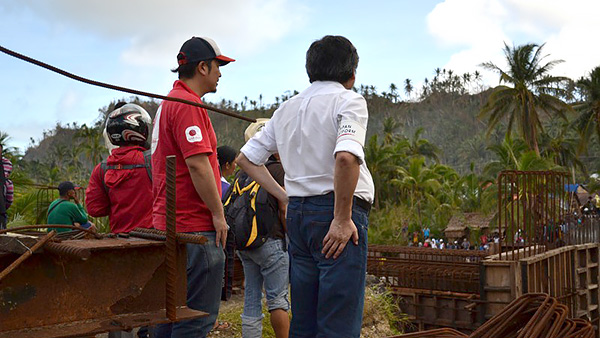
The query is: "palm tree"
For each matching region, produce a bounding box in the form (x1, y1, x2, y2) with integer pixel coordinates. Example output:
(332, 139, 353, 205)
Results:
(0, 131, 18, 157)
(365, 135, 398, 208)
(479, 42, 572, 155)
(393, 156, 442, 229)
(404, 79, 413, 101)
(382, 117, 402, 145)
(389, 83, 399, 103)
(78, 132, 105, 168)
(572, 66, 600, 153)
(407, 128, 439, 163)
(483, 136, 557, 180)
(539, 119, 585, 179)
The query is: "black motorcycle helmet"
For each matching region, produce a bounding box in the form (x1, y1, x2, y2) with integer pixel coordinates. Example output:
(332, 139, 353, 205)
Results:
(105, 103, 152, 149)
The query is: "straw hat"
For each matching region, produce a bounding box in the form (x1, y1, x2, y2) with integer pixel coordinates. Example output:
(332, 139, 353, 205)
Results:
(244, 118, 270, 142)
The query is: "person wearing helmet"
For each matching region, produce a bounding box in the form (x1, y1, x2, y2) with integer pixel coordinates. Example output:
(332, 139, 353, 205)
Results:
(85, 102, 154, 234)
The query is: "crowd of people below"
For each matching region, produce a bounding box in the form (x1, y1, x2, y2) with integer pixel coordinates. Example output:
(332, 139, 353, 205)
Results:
(407, 227, 500, 251)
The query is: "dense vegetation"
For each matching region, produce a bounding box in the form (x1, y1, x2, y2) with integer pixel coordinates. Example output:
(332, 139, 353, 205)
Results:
(2, 43, 600, 243)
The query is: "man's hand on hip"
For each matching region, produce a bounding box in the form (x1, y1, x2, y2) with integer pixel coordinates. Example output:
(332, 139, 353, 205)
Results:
(213, 215, 228, 248)
(278, 196, 288, 232)
(322, 217, 359, 259)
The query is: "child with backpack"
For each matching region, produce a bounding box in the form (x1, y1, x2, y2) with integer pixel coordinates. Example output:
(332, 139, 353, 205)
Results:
(223, 120, 290, 338)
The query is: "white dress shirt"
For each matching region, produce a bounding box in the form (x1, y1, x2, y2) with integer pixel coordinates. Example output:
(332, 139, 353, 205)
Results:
(240, 81, 375, 203)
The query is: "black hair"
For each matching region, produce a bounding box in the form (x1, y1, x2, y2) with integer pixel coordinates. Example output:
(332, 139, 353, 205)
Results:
(114, 101, 127, 109)
(217, 145, 237, 169)
(171, 59, 214, 79)
(306, 35, 359, 84)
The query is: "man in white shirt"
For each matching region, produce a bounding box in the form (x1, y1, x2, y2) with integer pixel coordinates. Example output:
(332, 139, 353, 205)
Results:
(237, 35, 374, 338)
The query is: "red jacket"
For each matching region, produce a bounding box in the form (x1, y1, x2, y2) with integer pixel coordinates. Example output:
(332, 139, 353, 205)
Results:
(86, 146, 153, 233)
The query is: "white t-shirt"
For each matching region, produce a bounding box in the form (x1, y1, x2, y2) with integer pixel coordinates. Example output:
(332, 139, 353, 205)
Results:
(240, 81, 375, 203)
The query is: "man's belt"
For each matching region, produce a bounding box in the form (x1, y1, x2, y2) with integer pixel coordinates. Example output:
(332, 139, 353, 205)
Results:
(353, 196, 371, 213)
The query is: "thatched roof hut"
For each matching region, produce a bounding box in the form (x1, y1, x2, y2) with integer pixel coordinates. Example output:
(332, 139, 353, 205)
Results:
(444, 212, 493, 241)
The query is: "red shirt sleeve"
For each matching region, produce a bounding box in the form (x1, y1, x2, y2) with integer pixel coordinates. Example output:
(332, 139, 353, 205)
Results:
(85, 164, 111, 217)
(171, 105, 213, 159)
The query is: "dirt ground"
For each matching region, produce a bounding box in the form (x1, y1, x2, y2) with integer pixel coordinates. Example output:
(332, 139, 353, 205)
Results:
(99, 285, 398, 338)
(207, 288, 398, 338)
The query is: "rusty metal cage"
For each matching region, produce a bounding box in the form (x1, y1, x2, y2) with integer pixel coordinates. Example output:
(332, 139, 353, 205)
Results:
(368, 246, 487, 294)
(497, 171, 574, 260)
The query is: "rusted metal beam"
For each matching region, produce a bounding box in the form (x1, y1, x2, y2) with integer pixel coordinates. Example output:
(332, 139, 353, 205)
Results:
(0, 237, 206, 336)
(0, 307, 200, 338)
(0, 231, 56, 282)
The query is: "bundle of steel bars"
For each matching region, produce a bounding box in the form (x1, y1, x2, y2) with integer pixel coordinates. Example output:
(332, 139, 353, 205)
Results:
(391, 293, 595, 338)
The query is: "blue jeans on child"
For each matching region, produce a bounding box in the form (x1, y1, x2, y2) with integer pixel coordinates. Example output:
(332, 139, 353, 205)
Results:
(287, 193, 369, 338)
(154, 232, 225, 338)
(237, 237, 290, 338)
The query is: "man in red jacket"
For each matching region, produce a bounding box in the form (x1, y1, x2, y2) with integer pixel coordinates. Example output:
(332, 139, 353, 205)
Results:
(86, 102, 153, 233)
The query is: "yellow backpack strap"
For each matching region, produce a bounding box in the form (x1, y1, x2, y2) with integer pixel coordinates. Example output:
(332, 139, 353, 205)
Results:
(239, 181, 257, 193)
(244, 183, 261, 248)
(224, 179, 243, 207)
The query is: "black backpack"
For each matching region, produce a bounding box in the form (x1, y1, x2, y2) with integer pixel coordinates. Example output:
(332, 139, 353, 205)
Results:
(99, 149, 152, 193)
(223, 167, 279, 250)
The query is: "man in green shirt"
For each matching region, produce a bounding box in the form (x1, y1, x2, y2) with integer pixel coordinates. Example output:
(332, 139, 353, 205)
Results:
(47, 181, 94, 232)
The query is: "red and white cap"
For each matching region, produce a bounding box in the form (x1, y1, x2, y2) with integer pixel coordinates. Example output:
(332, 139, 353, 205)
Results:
(177, 36, 235, 66)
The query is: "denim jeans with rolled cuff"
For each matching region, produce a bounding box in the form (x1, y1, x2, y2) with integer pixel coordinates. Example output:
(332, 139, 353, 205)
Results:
(237, 237, 290, 338)
(287, 193, 369, 338)
(154, 232, 225, 338)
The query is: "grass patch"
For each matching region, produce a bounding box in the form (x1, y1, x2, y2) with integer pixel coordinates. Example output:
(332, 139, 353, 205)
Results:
(209, 284, 408, 338)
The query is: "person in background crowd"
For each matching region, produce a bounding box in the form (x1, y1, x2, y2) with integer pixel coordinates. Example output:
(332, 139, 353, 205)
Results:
(47, 181, 95, 232)
(215, 145, 237, 331)
(423, 226, 430, 239)
(0, 144, 13, 229)
(462, 238, 471, 250)
(217, 145, 237, 198)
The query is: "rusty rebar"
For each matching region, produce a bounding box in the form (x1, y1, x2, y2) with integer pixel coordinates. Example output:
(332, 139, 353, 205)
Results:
(469, 293, 595, 338)
(497, 171, 575, 261)
(0, 231, 56, 282)
(129, 231, 167, 242)
(165, 155, 177, 321)
(498, 172, 503, 260)
(44, 241, 91, 260)
(132, 227, 207, 245)
(394, 328, 468, 337)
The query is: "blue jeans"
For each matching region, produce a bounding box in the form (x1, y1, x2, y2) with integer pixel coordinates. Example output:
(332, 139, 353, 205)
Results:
(287, 194, 369, 338)
(154, 232, 225, 338)
(237, 238, 290, 338)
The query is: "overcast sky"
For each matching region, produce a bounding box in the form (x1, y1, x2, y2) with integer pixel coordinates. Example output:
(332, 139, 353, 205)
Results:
(1, 0, 599, 152)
